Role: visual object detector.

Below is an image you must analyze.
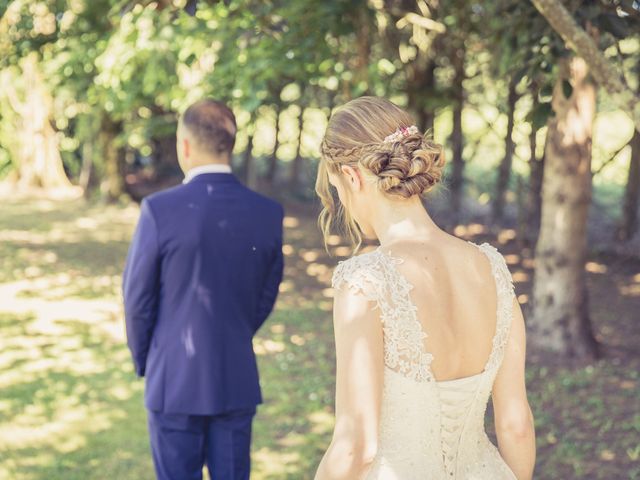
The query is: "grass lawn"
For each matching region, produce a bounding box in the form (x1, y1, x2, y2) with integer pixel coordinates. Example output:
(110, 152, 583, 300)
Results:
(0, 193, 638, 479)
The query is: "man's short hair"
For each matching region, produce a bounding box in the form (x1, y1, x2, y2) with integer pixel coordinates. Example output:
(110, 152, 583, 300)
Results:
(181, 99, 237, 156)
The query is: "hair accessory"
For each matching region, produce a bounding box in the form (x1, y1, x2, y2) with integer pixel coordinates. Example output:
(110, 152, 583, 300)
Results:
(383, 125, 419, 143)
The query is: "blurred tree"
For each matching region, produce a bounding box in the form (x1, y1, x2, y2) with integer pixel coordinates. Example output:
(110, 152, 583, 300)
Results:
(377, 0, 480, 219)
(616, 58, 640, 241)
(0, 54, 71, 189)
(481, 0, 638, 359)
(47, 0, 118, 197)
(483, 0, 557, 230)
(531, 56, 599, 359)
(376, 1, 446, 132)
(528, 0, 639, 358)
(492, 75, 520, 221)
(448, 39, 466, 216)
(525, 81, 547, 243)
(289, 88, 307, 189)
(204, 0, 359, 188)
(618, 130, 640, 240)
(531, 0, 640, 132)
(617, 64, 640, 241)
(617, 129, 640, 240)
(0, 2, 73, 189)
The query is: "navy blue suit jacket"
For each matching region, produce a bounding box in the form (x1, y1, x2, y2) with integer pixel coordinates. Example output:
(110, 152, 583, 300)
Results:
(123, 173, 284, 415)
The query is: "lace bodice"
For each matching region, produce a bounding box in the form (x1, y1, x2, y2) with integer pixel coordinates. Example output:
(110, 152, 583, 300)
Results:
(331, 240, 518, 479)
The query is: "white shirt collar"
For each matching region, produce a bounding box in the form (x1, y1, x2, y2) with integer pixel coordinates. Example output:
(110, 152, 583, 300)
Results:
(183, 164, 232, 184)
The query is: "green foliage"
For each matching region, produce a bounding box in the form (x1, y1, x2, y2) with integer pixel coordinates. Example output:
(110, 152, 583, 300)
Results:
(0, 0, 638, 188)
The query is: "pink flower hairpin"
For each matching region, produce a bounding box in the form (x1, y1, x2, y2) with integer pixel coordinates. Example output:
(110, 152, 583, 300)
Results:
(383, 125, 419, 143)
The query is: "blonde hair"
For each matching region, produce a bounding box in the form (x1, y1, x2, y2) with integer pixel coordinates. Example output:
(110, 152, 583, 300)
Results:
(316, 96, 446, 251)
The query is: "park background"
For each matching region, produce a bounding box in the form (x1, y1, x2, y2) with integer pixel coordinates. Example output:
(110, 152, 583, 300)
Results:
(0, 0, 639, 478)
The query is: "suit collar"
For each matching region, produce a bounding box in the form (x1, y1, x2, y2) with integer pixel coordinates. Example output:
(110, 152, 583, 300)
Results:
(188, 172, 240, 185)
(183, 164, 233, 184)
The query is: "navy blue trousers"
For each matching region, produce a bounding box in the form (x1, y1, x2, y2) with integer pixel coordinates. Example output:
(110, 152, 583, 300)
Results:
(147, 407, 255, 480)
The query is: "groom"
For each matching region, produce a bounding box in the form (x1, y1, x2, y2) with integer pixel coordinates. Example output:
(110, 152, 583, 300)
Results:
(123, 99, 284, 480)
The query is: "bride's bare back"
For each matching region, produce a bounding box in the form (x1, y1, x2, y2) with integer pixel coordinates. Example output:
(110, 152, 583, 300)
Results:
(381, 235, 500, 382)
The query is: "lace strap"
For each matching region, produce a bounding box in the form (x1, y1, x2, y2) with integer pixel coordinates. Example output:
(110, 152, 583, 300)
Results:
(468, 241, 516, 371)
(331, 252, 384, 303)
(332, 249, 433, 383)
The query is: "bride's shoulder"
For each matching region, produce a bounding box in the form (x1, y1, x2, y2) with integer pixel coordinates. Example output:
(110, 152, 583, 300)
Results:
(331, 249, 385, 299)
(466, 239, 504, 263)
(466, 239, 515, 293)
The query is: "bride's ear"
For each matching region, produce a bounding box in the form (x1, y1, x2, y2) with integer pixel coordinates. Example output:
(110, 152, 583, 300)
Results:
(340, 165, 363, 191)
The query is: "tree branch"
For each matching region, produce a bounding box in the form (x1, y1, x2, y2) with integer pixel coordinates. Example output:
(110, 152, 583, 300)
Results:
(396, 12, 446, 34)
(593, 141, 630, 176)
(530, 0, 640, 132)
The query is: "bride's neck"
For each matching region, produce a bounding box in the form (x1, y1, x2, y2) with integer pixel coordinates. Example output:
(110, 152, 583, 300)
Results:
(370, 196, 443, 246)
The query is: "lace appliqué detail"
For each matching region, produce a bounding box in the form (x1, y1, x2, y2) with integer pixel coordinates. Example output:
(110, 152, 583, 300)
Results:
(332, 251, 386, 302)
(332, 249, 434, 383)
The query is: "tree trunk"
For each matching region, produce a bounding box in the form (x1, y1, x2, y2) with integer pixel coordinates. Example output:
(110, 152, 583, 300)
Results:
(616, 130, 640, 241)
(79, 137, 98, 198)
(152, 134, 181, 179)
(530, 56, 599, 359)
(407, 55, 436, 133)
(493, 77, 519, 220)
(353, 5, 372, 94)
(615, 66, 640, 241)
(243, 133, 256, 189)
(289, 105, 305, 189)
(99, 116, 125, 202)
(1, 53, 72, 190)
(526, 124, 545, 245)
(421, 61, 436, 133)
(531, 0, 640, 132)
(449, 44, 465, 215)
(516, 174, 527, 250)
(266, 102, 282, 185)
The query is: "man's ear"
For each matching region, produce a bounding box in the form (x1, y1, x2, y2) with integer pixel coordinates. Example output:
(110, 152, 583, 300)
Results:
(340, 164, 362, 191)
(182, 137, 190, 160)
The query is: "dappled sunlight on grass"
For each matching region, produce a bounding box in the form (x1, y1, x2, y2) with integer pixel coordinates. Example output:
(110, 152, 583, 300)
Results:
(331, 245, 351, 257)
(300, 249, 320, 262)
(453, 222, 487, 237)
(253, 448, 303, 478)
(253, 338, 287, 355)
(619, 272, 640, 297)
(512, 270, 529, 284)
(497, 228, 516, 244)
(305, 262, 330, 278)
(283, 216, 300, 228)
(0, 310, 150, 480)
(282, 244, 295, 255)
(503, 253, 520, 265)
(0, 197, 152, 480)
(619, 283, 640, 296)
(252, 306, 335, 479)
(586, 261, 608, 274)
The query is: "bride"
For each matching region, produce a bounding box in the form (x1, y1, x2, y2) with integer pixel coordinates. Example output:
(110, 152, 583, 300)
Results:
(313, 97, 536, 479)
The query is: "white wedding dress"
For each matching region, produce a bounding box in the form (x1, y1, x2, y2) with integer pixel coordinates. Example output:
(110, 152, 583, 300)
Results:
(331, 241, 518, 480)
